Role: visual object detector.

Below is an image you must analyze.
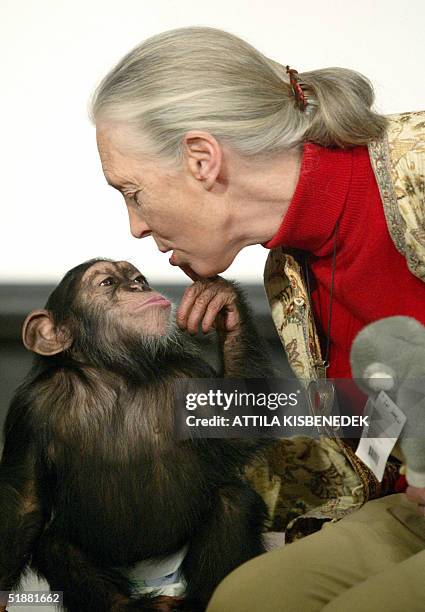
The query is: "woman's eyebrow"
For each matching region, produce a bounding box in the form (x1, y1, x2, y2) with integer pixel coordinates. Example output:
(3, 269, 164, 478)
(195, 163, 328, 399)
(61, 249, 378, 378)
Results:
(106, 179, 138, 192)
(107, 180, 124, 190)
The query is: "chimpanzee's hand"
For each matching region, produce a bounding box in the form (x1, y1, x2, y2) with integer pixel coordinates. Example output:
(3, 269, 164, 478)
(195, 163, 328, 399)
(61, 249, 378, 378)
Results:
(176, 276, 241, 336)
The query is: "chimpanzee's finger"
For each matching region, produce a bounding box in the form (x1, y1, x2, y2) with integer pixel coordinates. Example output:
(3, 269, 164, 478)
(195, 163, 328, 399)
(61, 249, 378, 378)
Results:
(177, 281, 212, 329)
(201, 294, 227, 333)
(186, 287, 218, 335)
(176, 285, 199, 329)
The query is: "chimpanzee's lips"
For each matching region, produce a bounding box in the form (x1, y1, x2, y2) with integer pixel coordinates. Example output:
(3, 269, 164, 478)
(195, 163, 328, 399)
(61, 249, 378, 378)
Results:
(139, 296, 171, 309)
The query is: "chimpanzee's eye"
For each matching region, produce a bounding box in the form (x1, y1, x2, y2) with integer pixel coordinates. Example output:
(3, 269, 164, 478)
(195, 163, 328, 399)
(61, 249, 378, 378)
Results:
(99, 277, 115, 287)
(133, 275, 149, 286)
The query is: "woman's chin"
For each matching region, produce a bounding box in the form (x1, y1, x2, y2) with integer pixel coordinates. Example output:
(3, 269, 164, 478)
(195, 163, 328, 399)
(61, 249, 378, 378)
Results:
(170, 248, 236, 279)
(181, 261, 227, 280)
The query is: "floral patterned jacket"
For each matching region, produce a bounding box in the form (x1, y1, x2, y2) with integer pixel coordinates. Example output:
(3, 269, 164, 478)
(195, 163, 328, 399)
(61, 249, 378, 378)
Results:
(247, 111, 425, 540)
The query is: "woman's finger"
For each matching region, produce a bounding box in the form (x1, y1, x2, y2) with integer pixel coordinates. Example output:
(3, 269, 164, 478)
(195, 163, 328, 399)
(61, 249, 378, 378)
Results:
(405, 486, 425, 505)
(406, 485, 425, 501)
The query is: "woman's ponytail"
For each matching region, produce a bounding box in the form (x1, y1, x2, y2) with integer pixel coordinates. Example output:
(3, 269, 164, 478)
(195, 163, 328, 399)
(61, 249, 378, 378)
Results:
(298, 68, 388, 148)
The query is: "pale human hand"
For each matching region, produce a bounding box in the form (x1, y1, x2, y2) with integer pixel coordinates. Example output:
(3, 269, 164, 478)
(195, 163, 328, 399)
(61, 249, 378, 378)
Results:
(405, 486, 425, 516)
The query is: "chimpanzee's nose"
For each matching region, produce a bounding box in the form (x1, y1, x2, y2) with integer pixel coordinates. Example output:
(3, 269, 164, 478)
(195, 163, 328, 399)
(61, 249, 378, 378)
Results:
(127, 282, 151, 292)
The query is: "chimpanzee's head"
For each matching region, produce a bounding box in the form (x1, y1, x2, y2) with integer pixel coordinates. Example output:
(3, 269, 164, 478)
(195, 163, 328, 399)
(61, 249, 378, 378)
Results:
(22, 258, 177, 361)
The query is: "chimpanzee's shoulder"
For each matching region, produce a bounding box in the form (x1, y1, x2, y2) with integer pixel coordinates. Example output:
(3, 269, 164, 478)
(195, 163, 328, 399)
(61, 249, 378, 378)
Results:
(14, 363, 121, 425)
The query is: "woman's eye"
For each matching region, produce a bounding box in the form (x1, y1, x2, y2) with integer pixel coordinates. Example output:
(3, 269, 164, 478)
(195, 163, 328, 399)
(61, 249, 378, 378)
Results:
(127, 191, 142, 207)
(99, 277, 115, 287)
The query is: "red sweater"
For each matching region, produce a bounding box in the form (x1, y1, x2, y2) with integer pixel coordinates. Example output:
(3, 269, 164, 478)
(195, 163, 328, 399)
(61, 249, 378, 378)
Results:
(263, 143, 425, 381)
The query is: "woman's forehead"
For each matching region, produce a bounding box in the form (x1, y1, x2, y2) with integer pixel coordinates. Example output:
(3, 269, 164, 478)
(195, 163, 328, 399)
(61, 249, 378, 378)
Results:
(97, 121, 147, 166)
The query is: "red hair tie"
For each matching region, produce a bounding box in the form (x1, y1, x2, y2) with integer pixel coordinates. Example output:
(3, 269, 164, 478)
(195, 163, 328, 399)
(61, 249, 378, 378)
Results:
(286, 66, 308, 111)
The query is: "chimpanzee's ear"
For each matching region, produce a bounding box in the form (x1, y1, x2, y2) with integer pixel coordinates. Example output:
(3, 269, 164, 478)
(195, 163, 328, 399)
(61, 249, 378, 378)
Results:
(22, 309, 72, 355)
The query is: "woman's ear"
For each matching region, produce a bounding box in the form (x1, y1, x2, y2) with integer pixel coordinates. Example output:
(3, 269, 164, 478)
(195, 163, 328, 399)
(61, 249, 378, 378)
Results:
(22, 309, 72, 355)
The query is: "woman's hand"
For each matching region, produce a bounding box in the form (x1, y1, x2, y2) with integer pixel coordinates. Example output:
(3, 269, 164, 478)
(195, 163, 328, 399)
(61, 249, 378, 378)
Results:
(405, 485, 425, 516)
(176, 276, 242, 336)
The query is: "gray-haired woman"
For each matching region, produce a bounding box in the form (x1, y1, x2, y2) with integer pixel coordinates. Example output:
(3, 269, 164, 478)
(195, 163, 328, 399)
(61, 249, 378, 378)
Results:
(90, 26, 425, 611)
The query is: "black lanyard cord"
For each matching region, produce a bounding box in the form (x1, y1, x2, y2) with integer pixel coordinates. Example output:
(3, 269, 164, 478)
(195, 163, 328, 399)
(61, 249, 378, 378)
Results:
(303, 219, 340, 372)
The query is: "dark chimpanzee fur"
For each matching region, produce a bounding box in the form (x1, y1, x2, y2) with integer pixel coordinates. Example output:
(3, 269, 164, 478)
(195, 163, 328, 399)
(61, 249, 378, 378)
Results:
(0, 258, 275, 612)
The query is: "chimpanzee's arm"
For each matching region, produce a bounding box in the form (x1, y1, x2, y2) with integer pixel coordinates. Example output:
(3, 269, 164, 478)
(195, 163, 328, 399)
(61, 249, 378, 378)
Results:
(181, 481, 268, 610)
(0, 413, 47, 594)
(218, 284, 275, 379)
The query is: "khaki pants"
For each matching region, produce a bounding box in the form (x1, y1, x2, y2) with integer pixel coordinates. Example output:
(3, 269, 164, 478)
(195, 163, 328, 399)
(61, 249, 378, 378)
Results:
(206, 494, 425, 612)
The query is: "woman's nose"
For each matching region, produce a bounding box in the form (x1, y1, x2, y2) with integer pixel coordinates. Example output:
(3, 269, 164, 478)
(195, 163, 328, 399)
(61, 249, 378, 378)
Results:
(127, 208, 152, 239)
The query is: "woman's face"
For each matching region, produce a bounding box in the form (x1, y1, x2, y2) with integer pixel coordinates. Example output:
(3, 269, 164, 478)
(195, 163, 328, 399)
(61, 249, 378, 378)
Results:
(96, 123, 240, 279)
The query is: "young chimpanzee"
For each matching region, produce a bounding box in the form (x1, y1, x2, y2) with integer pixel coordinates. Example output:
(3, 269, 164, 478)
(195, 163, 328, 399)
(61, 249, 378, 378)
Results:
(0, 258, 275, 612)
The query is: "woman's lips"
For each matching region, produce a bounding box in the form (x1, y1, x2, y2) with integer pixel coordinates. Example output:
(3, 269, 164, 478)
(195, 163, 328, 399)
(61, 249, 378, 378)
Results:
(168, 252, 200, 281)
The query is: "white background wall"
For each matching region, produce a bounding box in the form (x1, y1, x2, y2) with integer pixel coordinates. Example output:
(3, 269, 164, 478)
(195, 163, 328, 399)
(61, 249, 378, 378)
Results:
(1, 0, 424, 284)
